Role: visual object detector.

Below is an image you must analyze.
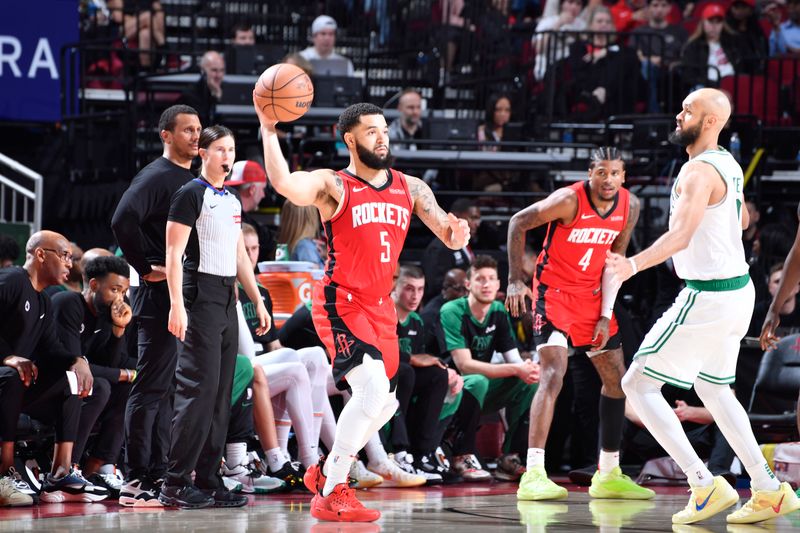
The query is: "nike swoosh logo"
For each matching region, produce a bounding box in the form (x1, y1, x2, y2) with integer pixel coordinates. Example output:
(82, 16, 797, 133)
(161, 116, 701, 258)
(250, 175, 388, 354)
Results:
(94, 329, 102, 334)
(39, 313, 45, 319)
(353, 186, 368, 192)
(209, 204, 218, 209)
(581, 214, 594, 220)
(695, 487, 716, 511)
(772, 494, 785, 514)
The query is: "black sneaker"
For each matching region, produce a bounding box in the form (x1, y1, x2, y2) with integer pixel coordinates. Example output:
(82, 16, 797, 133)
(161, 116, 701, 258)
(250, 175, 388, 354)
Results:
(430, 447, 463, 484)
(269, 461, 307, 492)
(86, 472, 123, 499)
(200, 486, 248, 508)
(158, 484, 214, 509)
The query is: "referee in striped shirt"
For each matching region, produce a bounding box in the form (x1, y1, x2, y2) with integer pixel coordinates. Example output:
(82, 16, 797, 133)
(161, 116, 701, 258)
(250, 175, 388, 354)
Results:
(161, 125, 270, 508)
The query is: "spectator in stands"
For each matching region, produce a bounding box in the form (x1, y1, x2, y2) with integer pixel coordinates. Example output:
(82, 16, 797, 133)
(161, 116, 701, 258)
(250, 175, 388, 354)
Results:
(227, 160, 276, 262)
(726, 0, 768, 62)
(610, 0, 648, 33)
(107, 0, 165, 68)
(0, 231, 103, 505)
(680, 4, 751, 88)
(743, 198, 760, 263)
(389, 265, 454, 485)
(421, 268, 468, 356)
(179, 51, 225, 126)
(422, 198, 478, 302)
(0, 235, 20, 267)
(767, 0, 800, 56)
(477, 93, 513, 148)
(440, 255, 539, 481)
(441, 0, 469, 74)
(299, 15, 355, 76)
(388, 89, 425, 150)
(749, 263, 800, 337)
(568, 6, 642, 120)
(52, 255, 136, 498)
(533, 0, 587, 81)
(630, 0, 688, 111)
(277, 201, 324, 268)
(622, 385, 736, 481)
(230, 21, 256, 46)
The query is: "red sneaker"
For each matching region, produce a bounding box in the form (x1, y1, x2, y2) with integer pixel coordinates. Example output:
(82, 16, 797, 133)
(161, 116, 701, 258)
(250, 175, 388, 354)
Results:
(310, 484, 381, 522)
(304, 457, 326, 494)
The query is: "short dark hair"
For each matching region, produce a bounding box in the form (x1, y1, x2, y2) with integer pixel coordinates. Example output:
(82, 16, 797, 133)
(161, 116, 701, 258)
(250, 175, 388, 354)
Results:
(199, 125, 235, 149)
(231, 21, 253, 38)
(337, 103, 383, 136)
(0, 234, 20, 263)
(589, 146, 625, 170)
(468, 254, 498, 277)
(398, 264, 424, 281)
(159, 104, 199, 133)
(769, 262, 785, 276)
(450, 198, 477, 214)
(84, 256, 130, 284)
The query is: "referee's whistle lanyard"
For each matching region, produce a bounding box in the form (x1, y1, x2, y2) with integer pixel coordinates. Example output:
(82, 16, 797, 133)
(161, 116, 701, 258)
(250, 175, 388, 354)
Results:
(194, 176, 226, 195)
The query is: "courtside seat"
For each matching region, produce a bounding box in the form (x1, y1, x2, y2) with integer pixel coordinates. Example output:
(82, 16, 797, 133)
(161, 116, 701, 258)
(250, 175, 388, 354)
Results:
(747, 334, 800, 443)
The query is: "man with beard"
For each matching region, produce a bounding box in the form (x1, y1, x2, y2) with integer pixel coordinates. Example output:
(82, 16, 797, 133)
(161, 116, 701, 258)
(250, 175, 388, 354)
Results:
(607, 88, 800, 524)
(0, 230, 100, 505)
(52, 255, 135, 498)
(255, 99, 470, 522)
(506, 146, 650, 502)
(111, 104, 202, 507)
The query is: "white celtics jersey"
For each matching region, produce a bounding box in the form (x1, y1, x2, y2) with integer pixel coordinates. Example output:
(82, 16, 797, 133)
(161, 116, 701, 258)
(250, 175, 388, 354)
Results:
(670, 147, 749, 281)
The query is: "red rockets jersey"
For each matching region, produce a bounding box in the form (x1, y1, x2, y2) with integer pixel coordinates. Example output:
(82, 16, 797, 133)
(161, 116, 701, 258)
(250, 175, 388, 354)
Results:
(535, 181, 630, 294)
(322, 168, 413, 298)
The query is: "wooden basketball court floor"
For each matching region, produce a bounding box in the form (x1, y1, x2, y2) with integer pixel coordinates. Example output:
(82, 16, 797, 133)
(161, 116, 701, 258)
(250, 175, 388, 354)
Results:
(2, 481, 799, 532)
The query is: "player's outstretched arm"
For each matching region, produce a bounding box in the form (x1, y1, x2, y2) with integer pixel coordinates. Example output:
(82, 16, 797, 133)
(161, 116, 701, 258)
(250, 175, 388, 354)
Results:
(505, 188, 577, 317)
(761, 203, 800, 350)
(606, 162, 714, 284)
(407, 175, 470, 250)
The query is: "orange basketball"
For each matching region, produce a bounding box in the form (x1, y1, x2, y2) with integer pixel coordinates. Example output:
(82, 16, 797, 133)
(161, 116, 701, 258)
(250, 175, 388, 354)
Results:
(254, 63, 314, 123)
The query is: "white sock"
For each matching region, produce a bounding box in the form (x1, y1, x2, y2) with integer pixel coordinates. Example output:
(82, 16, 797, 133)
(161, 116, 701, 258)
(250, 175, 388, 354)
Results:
(598, 450, 619, 473)
(364, 433, 389, 465)
(684, 459, 714, 487)
(226, 442, 248, 468)
(98, 464, 115, 475)
(54, 465, 69, 479)
(527, 448, 545, 470)
(265, 447, 285, 473)
(745, 460, 780, 492)
(322, 450, 355, 496)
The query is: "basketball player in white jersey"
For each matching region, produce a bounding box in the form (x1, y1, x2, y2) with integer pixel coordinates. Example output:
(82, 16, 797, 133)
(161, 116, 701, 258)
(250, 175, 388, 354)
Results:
(606, 88, 800, 525)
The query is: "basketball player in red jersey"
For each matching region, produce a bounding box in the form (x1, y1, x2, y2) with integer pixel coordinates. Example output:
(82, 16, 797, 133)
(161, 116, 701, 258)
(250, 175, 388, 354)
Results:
(505, 147, 653, 501)
(254, 98, 470, 522)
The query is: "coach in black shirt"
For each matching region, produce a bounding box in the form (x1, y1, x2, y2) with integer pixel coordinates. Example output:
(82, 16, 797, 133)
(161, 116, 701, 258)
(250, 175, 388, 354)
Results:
(0, 231, 94, 501)
(161, 125, 269, 509)
(110, 104, 202, 506)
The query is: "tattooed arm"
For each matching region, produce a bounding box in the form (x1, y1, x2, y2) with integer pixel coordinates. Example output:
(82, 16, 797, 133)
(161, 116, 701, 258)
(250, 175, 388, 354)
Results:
(408, 175, 470, 249)
(505, 188, 577, 317)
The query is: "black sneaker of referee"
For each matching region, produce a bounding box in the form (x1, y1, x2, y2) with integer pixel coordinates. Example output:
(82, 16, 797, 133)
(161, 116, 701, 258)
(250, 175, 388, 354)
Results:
(158, 484, 214, 509)
(201, 486, 249, 508)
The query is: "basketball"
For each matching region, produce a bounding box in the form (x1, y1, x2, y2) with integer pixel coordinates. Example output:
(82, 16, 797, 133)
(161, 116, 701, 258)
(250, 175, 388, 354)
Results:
(253, 63, 314, 123)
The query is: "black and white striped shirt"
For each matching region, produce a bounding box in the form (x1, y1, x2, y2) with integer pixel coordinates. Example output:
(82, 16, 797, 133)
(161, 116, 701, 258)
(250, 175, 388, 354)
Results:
(168, 177, 242, 277)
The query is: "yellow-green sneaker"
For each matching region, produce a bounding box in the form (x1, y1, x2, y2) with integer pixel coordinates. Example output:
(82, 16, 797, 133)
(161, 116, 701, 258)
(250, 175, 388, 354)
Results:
(517, 501, 569, 528)
(726, 481, 800, 524)
(517, 466, 568, 501)
(590, 499, 655, 528)
(672, 476, 739, 524)
(589, 467, 655, 500)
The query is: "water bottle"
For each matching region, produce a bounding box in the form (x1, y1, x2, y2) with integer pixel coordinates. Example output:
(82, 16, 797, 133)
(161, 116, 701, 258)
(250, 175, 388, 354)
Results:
(730, 132, 741, 162)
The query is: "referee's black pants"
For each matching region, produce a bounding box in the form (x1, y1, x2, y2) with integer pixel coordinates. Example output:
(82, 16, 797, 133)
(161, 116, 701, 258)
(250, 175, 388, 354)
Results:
(124, 281, 178, 480)
(166, 273, 238, 490)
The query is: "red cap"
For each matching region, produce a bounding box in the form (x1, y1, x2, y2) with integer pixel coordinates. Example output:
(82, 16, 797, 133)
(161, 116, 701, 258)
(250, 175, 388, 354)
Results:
(226, 160, 266, 186)
(701, 3, 726, 19)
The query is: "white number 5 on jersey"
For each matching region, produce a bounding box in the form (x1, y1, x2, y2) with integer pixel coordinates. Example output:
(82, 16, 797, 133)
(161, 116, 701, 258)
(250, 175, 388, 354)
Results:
(380, 231, 391, 263)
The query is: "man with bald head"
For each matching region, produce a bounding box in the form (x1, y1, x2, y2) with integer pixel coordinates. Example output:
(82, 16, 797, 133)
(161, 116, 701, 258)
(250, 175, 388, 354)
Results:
(607, 88, 800, 524)
(180, 50, 225, 126)
(0, 231, 106, 505)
